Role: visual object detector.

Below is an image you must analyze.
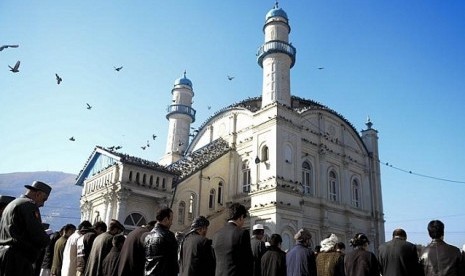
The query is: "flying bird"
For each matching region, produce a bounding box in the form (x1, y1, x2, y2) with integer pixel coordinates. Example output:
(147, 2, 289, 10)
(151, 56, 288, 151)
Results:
(146, 140, 150, 147)
(207, 106, 211, 110)
(8, 61, 20, 73)
(152, 134, 157, 140)
(0, 45, 19, 51)
(227, 75, 235, 80)
(86, 103, 92, 110)
(141, 146, 146, 150)
(55, 74, 62, 84)
(114, 66, 123, 71)
(115, 146, 122, 150)
(69, 136, 75, 141)
(318, 67, 324, 70)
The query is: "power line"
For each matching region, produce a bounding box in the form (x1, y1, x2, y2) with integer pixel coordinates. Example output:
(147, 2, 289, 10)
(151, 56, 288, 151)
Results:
(379, 160, 465, 184)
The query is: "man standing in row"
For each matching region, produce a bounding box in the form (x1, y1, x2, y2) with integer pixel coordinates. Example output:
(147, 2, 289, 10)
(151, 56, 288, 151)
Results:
(420, 220, 465, 275)
(179, 216, 215, 276)
(144, 207, 178, 276)
(212, 202, 253, 276)
(378, 228, 422, 276)
(0, 181, 53, 275)
(250, 224, 266, 276)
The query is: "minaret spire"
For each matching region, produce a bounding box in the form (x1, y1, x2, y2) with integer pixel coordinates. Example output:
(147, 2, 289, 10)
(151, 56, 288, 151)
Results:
(257, 3, 296, 107)
(159, 72, 196, 165)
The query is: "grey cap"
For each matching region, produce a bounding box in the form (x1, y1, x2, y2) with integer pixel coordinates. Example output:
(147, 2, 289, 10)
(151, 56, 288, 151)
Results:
(25, 181, 52, 196)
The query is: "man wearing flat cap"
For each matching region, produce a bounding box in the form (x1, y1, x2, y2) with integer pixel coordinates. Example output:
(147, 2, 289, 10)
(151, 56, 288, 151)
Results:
(179, 216, 215, 276)
(0, 180, 53, 275)
(286, 228, 317, 276)
(251, 224, 267, 276)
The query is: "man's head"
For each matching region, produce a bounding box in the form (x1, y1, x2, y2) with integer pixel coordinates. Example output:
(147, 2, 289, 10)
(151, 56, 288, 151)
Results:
(63, 223, 77, 238)
(112, 234, 126, 250)
(335, 241, 346, 253)
(108, 219, 125, 235)
(24, 181, 52, 207)
(294, 228, 312, 246)
(145, 220, 157, 232)
(349, 233, 369, 248)
(427, 220, 445, 240)
(392, 228, 407, 240)
(78, 220, 93, 233)
(269, 233, 283, 248)
(156, 207, 173, 229)
(227, 203, 248, 228)
(191, 216, 210, 236)
(252, 224, 265, 239)
(93, 221, 107, 235)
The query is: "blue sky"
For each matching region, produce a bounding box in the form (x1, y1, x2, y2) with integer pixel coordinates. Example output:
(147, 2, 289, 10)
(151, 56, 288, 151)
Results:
(1, 1, 464, 248)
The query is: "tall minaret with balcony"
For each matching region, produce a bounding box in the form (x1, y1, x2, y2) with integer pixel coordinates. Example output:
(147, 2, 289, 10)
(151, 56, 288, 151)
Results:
(159, 71, 196, 165)
(257, 2, 296, 107)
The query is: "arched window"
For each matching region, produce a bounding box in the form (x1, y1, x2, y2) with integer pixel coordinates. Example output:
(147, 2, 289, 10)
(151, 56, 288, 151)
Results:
(328, 170, 338, 202)
(188, 193, 196, 220)
(209, 189, 215, 209)
(261, 145, 269, 162)
(217, 182, 223, 205)
(351, 179, 361, 208)
(156, 177, 160, 188)
(128, 171, 133, 182)
(149, 175, 153, 186)
(302, 161, 313, 195)
(142, 174, 146, 185)
(136, 172, 140, 184)
(242, 161, 251, 193)
(178, 201, 186, 225)
(162, 178, 166, 189)
(124, 213, 146, 227)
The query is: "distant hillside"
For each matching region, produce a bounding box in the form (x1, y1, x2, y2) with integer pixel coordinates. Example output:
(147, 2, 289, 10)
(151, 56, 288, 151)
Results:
(0, 171, 81, 231)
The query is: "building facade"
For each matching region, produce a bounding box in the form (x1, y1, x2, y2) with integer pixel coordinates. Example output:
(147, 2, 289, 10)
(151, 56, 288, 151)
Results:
(75, 3, 384, 251)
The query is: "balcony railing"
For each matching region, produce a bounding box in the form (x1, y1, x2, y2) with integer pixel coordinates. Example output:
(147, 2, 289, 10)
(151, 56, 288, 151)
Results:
(166, 104, 196, 122)
(257, 40, 296, 68)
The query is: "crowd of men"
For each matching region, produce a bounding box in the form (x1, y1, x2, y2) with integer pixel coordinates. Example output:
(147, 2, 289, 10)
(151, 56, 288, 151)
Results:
(0, 180, 464, 276)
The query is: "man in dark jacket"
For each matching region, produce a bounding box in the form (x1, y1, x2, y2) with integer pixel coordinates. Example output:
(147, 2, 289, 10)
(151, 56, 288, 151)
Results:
(261, 234, 286, 276)
(41, 228, 64, 276)
(144, 207, 178, 276)
(76, 221, 107, 276)
(117, 221, 155, 276)
(101, 234, 125, 276)
(0, 180, 52, 276)
(378, 228, 422, 276)
(286, 228, 317, 276)
(179, 216, 215, 276)
(212, 202, 253, 276)
(0, 195, 15, 219)
(420, 220, 465, 276)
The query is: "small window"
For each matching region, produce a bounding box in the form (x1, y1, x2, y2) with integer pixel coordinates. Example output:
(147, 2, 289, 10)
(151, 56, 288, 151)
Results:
(302, 161, 313, 195)
(328, 170, 338, 202)
(261, 145, 269, 162)
(178, 201, 186, 225)
(209, 189, 215, 209)
(351, 179, 361, 208)
(136, 172, 140, 184)
(143, 174, 146, 185)
(129, 171, 133, 182)
(124, 213, 146, 227)
(217, 182, 223, 205)
(242, 161, 251, 193)
(149, 175, 153, 186)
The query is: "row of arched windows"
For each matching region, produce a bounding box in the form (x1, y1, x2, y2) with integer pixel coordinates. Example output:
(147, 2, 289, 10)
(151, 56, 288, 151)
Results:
(240, 159, 362, 208)
(128, 171, 167, 189)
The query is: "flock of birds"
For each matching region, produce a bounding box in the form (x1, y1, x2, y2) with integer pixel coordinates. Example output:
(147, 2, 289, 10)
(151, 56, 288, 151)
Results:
(3, 43, 249, 156)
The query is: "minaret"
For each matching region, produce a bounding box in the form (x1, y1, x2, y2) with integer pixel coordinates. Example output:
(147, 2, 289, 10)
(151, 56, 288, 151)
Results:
(257, 1, 296, 107)
(159, 71, 196, 165)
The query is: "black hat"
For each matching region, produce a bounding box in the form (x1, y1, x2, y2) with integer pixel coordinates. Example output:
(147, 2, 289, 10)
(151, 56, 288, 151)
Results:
(0, 195, 15, 205)
(25, 181, 52, 196)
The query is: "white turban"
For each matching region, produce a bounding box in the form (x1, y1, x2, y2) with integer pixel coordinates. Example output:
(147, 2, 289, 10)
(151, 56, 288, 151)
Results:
(320, 233, 339, 252)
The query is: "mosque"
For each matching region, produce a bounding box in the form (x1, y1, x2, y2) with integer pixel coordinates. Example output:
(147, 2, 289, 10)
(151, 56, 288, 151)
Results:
(75, 3, 385, 251)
